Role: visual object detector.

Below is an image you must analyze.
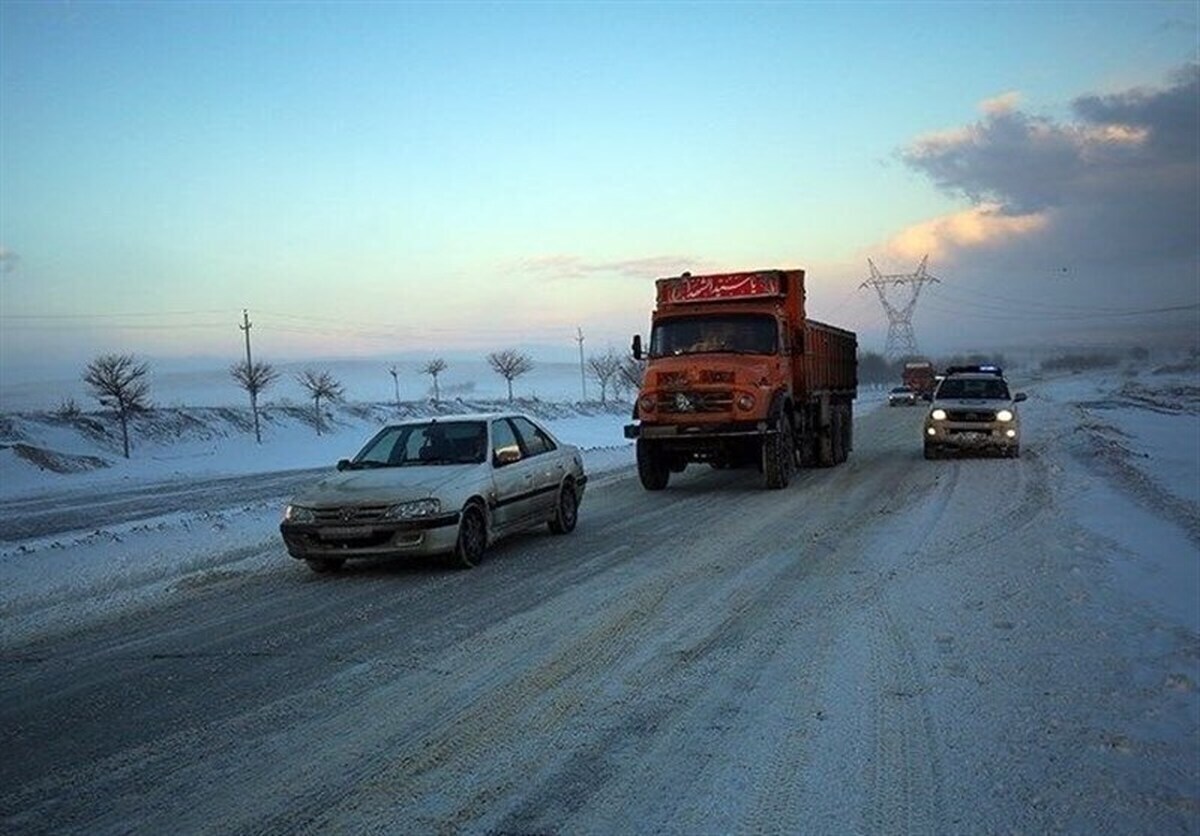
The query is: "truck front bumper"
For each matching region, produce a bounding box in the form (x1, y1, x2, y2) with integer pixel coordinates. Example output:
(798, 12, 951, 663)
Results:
(625, 420, 774, 440)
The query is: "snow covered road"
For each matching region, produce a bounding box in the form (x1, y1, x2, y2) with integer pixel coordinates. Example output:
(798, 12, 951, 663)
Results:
(1, 378, 1197, 834)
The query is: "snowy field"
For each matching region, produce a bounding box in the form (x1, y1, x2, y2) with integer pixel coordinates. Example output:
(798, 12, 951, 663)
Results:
(0, 364, 1194, 647)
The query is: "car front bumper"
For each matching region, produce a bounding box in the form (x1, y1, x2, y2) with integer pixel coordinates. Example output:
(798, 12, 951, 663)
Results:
(924, 423, 1019, 449)
(279, 512, 462, 560)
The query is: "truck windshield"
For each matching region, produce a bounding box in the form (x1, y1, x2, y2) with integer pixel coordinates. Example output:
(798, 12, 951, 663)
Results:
(649, 314, 778, 357)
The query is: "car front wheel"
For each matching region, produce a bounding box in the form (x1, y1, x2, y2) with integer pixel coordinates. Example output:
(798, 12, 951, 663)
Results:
(451, 505, 487, 569)
(306, 557, 345, 574)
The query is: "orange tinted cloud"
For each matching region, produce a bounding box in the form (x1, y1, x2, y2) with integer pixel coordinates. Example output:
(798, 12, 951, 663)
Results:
(884, 203, 1047, 262)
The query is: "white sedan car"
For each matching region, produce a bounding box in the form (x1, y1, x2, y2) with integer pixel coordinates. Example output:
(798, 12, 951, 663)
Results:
(280, 413, 587, 572)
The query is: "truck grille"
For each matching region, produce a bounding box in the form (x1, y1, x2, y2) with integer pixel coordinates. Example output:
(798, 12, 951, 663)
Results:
(657, 390, 733, 414)
(312, 504, 392, 523)
(946, 410, 996, 423)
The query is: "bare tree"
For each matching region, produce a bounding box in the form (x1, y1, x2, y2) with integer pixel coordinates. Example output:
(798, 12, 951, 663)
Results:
(295, 368, 344, 435)
(230, 359, 280, 444)
(421, 358, 448, 402)
(614, 355, 645, 400)
(82, 353, 151, 458)
(487, 350, 534, 402)
(586, 348, 623, 404)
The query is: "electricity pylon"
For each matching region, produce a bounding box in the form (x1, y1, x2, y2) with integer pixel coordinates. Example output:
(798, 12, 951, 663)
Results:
(859, 255, 940, 360)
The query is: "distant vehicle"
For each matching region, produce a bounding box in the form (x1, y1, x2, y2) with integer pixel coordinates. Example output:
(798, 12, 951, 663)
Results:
(279, 413, 586, 572)
(923, 365, 1027, 459)
(888, 386, 920, 406)
(625, 268, 857, 490)
(902, 361, 937, 400)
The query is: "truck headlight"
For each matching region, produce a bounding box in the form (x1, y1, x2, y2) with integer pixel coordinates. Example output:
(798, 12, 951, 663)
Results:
(638, 395, 656, 413)
(930, 409, 947, 421)
(736, 394, 755, 411)
(996, 409, 1014, 422)
(284, 505, 316, 523)
(383, 498, 441, 520)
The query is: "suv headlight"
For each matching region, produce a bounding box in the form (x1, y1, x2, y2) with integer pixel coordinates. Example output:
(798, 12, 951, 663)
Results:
(284, 505, 316, 523)
(383, 498, 442, 520)
(996, 409, 1014, 422)
(930, 408, 947, 421)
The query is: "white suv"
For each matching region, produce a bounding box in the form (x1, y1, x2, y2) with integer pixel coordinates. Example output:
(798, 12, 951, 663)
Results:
(923, 366, 1026, 459)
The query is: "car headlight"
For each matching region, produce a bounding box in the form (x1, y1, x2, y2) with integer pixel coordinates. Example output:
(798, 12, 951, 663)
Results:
(930, 409, 947, 421)
(383, 498, 442, 520)
(736, 393, 755, 411)
(638, 395, 656, 414)
(996, 409, 1014, 422)
(284, 505, 316, 524)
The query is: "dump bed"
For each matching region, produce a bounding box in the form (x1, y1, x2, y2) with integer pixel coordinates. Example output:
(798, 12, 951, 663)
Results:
(800, 319, 858, 396)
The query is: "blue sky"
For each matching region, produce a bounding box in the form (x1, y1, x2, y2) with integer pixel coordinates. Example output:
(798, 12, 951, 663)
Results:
(1, 1, 1197, 383)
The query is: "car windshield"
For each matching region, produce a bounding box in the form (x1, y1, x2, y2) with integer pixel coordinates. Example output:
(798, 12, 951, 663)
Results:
(891, 387, 911, 394)
(349, 421, 488, 467)
(649, 314, 778, 357)
(936, 378, 1011, 400)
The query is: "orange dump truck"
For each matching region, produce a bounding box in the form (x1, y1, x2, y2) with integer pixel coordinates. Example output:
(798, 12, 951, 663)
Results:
(624, 269, 857, 490)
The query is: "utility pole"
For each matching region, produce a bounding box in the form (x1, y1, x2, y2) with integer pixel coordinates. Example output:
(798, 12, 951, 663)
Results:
(388, 364, 400, 411)
(238, 309, 264, 443)
(240, 309, 253, 369)
(576, 327, 587, 401)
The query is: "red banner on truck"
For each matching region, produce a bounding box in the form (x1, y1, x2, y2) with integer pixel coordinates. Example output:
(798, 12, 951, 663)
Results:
(656, 272, 783, 305)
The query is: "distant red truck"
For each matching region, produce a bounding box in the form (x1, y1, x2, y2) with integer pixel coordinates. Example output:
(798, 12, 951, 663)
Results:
(902, 361, 937, 401)
(624, 269, 857, 490)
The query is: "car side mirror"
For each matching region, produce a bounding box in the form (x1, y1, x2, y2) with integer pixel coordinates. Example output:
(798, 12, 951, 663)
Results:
(493, 448, 522, 467)
(631, 334, 643, 361)
(336, 458, 352, 471)
(1014, 392, 1027, 402)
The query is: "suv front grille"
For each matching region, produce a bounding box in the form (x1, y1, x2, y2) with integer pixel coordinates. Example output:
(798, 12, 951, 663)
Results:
(946, 410, 997, 423)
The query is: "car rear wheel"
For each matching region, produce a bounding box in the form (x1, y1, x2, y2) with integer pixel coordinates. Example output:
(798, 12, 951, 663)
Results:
(306, 557, 345, 574)
(451, 505, 487, 569)
(548, 482, 578, 534)
(923, 443, 939, 460)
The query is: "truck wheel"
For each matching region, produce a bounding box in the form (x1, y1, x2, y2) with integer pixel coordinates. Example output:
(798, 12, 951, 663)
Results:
(637, 439, 670, 490)
(763, 417, 794, 489)
(831, 407, 849, 464)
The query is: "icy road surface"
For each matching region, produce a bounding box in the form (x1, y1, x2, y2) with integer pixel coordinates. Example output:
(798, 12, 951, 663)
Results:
(1, 389, 1197, 834)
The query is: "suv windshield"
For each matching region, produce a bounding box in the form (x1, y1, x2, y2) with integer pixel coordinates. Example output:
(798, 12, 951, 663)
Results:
(351, 421, 487, 467)
(936, 378, 1010, 400)
(649, 314, 778, 357)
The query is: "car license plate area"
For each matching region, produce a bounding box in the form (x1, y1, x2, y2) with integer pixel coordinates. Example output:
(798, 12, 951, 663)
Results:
(318, 526, 374, 540)
(949, 430, 991, 442)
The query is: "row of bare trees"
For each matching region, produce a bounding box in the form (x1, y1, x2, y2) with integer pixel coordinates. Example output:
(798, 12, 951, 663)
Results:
(79, 347, 644, 457)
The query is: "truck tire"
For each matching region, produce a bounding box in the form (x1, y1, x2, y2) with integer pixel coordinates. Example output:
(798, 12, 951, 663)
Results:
(637, 439, 670, 490)
(763, 417, 794, 489)
(831, 407, 847, 465)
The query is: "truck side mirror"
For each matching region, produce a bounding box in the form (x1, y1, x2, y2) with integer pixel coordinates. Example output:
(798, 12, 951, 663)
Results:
(631, 334, 643, 360)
